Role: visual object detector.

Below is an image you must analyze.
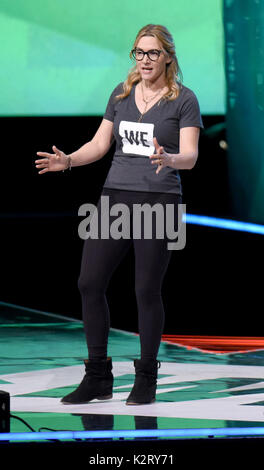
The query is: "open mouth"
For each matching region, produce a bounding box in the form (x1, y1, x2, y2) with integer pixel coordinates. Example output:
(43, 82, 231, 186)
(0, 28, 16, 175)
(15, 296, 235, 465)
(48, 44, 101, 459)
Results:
(141, 67, 153, 72)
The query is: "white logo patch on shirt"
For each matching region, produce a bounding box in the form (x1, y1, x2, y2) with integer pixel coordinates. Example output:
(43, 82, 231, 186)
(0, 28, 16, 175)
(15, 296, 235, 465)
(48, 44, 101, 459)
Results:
(119, 121, 155, 156)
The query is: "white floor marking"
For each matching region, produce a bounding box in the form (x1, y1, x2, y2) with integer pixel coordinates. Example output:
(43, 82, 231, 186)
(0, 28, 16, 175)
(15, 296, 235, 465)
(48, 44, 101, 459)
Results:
(2, 362, 264, 422)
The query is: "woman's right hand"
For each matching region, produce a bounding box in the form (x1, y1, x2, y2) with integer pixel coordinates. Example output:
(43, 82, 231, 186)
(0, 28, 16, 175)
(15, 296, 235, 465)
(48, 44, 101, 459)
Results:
(35, 145, 70, 174)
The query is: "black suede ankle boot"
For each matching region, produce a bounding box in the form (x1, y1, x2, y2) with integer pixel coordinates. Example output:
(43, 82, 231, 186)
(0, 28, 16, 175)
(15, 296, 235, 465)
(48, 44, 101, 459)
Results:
(126, 358, 160, 405)
(61, 357, 113, 404)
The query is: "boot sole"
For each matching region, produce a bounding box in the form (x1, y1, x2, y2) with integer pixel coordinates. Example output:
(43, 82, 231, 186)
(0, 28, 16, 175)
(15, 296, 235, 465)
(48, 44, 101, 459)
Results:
(126, 398, 156, 406)
(61, 394, 113, 405)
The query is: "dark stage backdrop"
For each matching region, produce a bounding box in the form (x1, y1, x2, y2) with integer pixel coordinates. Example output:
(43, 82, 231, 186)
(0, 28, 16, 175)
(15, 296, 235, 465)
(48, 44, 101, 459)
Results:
(0, 115, 262, 335)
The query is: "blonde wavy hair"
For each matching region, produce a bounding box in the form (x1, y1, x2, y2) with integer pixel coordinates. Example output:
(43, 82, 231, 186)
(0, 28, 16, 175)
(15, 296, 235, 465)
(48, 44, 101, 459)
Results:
(115, 24, 183, 102)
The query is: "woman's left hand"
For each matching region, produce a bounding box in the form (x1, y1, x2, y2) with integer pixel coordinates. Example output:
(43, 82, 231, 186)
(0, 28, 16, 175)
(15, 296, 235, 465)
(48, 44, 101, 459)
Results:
(149, 137, 171, 175)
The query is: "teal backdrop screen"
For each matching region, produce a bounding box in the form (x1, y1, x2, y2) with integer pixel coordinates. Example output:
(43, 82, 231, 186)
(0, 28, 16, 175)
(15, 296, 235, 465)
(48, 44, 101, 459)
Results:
(0, 0, 224, 116)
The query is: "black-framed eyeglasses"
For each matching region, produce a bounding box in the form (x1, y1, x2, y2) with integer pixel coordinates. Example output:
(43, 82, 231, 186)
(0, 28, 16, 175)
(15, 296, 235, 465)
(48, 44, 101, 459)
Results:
(131, 48, 163, 62)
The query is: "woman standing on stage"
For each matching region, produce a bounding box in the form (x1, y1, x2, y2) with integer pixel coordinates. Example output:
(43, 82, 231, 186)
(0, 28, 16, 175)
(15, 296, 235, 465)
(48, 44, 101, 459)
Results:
(35, 24, 203, 405)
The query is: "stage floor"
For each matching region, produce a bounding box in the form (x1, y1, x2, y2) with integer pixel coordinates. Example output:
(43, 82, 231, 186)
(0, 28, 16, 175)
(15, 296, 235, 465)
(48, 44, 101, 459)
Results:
(1, 302, 264, 439)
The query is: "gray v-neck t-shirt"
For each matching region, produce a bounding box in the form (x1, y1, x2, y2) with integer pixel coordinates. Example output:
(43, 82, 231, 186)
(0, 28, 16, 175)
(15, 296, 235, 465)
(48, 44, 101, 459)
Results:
(103, 82, 204, 194)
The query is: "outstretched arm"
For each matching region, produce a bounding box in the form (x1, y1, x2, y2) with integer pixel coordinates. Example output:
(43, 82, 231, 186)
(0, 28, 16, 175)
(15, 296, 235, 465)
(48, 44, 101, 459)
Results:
(35, 118, 114, 174)
(149, 127, 200, 174)
(68, 118, 114, 167)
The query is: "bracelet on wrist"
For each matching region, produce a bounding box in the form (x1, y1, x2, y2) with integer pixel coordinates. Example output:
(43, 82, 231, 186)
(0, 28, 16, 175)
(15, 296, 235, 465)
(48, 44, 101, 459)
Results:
(62, 156, 72, 172)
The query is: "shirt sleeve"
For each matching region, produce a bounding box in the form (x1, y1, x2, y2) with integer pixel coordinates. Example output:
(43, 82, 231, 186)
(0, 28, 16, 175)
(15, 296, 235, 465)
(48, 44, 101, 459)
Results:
(103, 82, 124, 122)
(179, 90, 204, 129)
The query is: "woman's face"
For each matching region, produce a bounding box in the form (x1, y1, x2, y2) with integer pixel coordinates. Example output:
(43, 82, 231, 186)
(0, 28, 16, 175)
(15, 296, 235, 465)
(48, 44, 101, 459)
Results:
(135, 35, 171, 84)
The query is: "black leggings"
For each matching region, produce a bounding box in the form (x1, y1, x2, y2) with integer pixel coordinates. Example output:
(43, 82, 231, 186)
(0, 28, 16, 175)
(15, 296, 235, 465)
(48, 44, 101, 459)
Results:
(78, 188, 182, 361)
